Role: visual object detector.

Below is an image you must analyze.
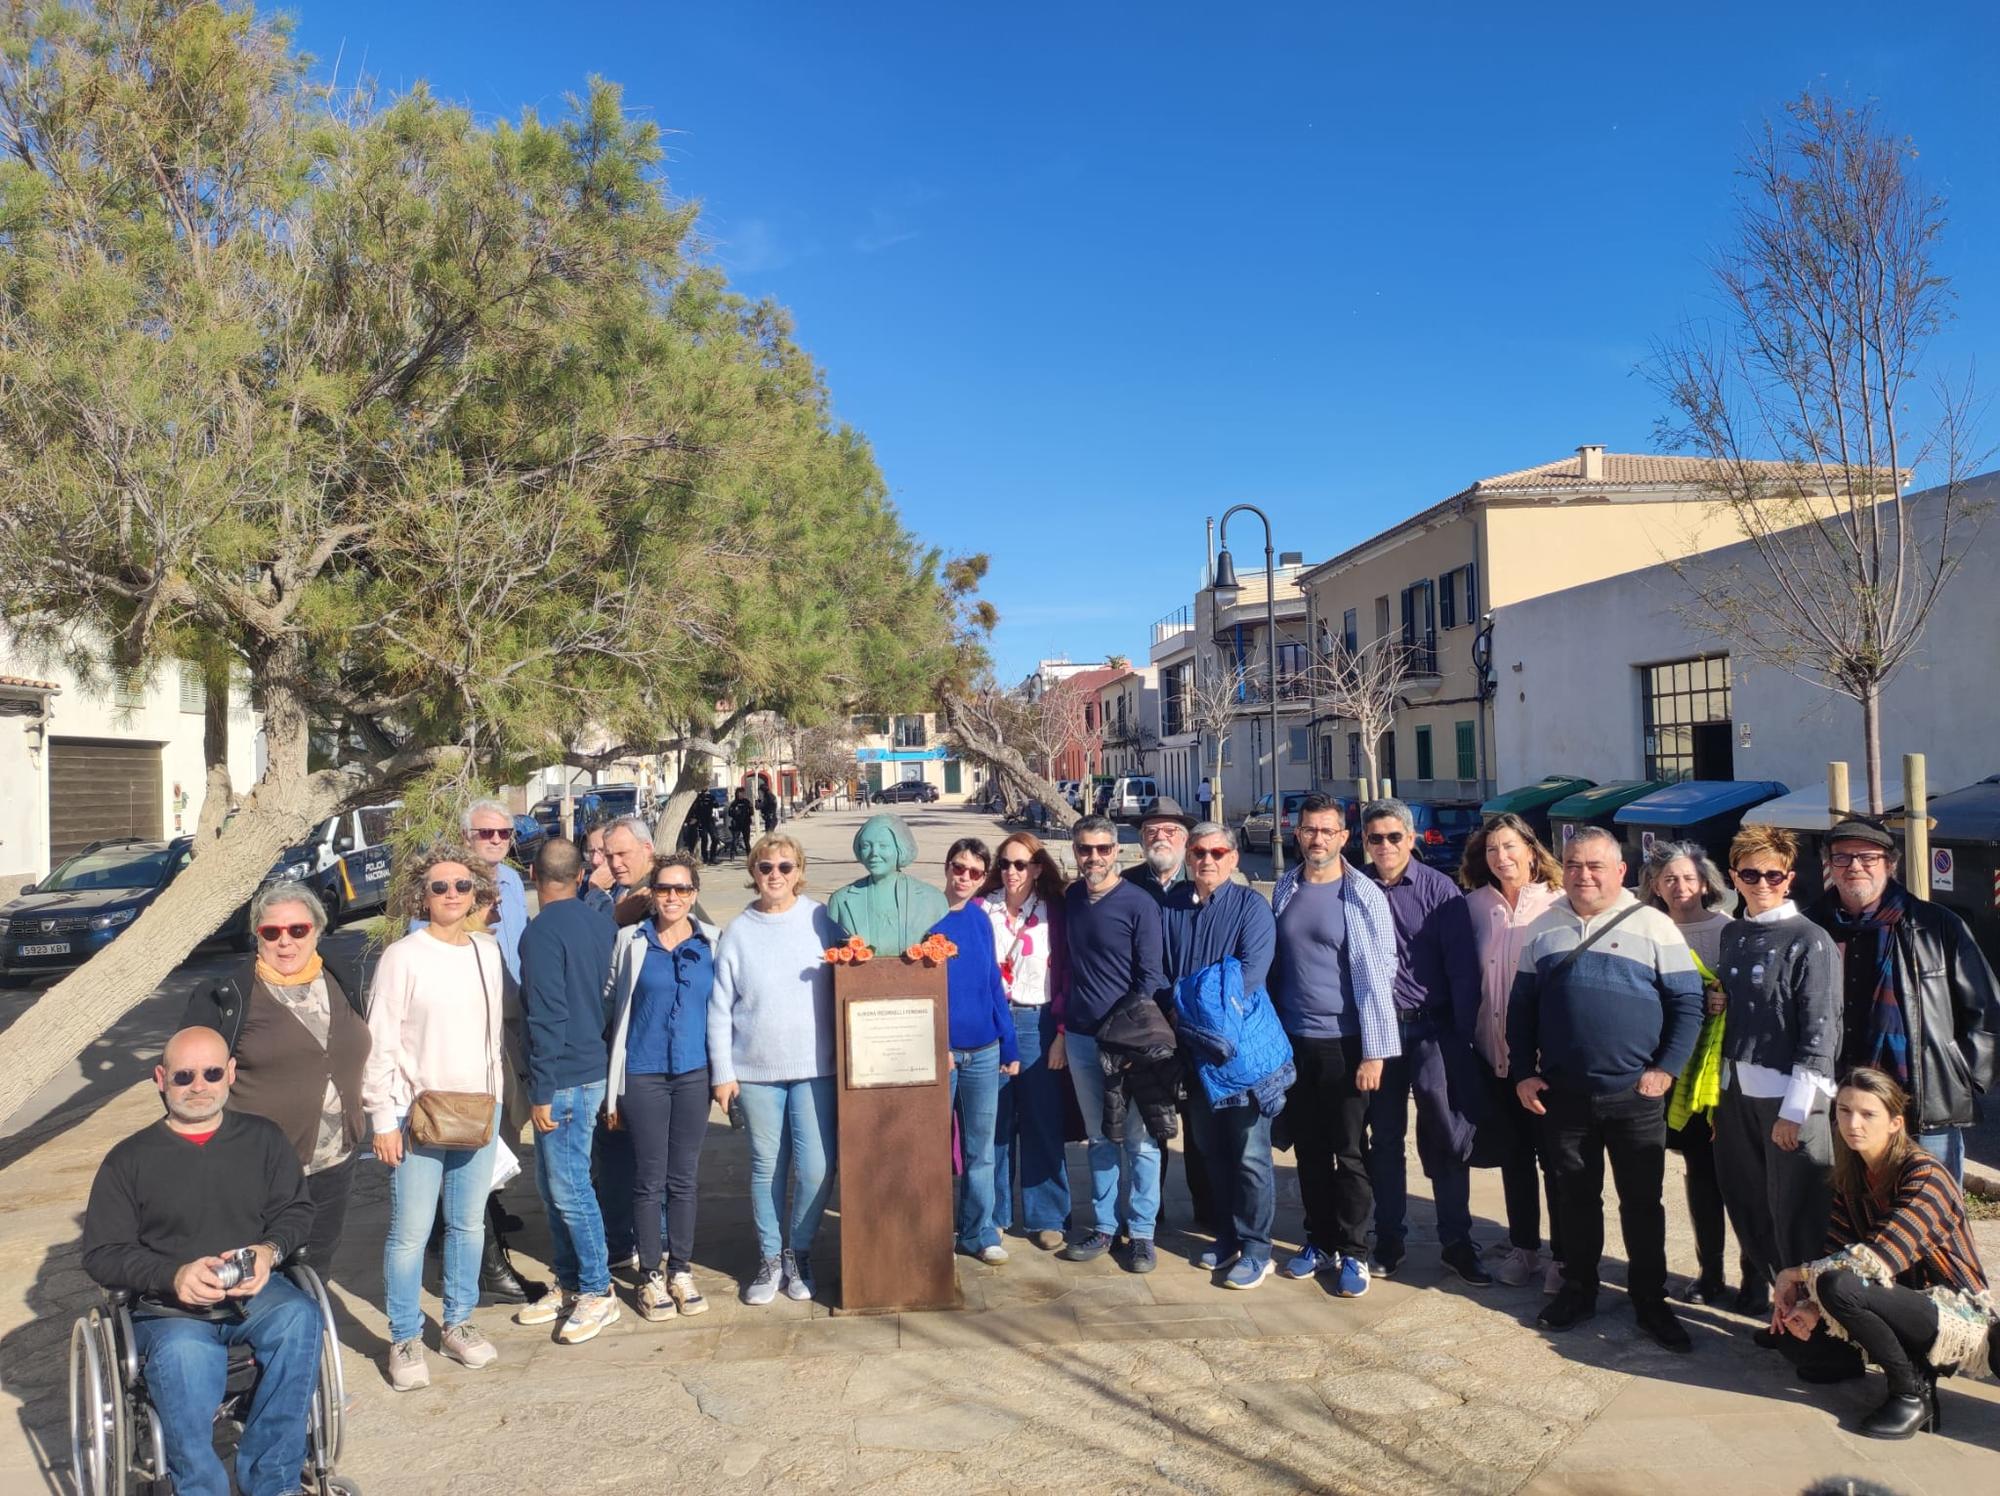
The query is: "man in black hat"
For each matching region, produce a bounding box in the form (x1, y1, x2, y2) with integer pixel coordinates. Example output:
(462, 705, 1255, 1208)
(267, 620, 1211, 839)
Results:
(1804, 818, 1999, 1184)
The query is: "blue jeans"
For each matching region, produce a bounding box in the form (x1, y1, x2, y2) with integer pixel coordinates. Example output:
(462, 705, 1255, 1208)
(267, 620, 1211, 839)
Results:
(738, 1077, 837, 1260)
(1191, 1088, 1276, 1266)
(535, 1081, 610, 1296)
(384, 1102, 501, 1342)
(950, 1042, 1003, 1252)
(1367, 1027, 1473, 1251)
(132, 1278, 321, 1496)
(1917, 1127, 1965, 1183)
(1064, 1030, 1161, 1240)
(994, 1004, 1070, 1233)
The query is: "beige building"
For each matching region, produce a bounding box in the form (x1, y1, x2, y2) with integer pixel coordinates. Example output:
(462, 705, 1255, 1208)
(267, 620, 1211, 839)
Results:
(846, 711, 981, 803)
(1298, 446, 1808, 804)
(1095, 665, 1158, 781)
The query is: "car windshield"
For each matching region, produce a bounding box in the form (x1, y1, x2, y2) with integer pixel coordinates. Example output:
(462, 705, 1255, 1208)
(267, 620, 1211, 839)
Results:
(1433, 807, 1481, 829)
(40, 846, 172, 892)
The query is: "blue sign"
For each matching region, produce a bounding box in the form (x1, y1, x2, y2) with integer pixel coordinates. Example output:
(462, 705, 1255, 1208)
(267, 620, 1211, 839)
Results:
(855, 747, 951, 763)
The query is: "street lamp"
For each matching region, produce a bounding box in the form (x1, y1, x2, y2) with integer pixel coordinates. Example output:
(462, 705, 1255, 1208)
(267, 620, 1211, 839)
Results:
(1210, 503, 1285, 878)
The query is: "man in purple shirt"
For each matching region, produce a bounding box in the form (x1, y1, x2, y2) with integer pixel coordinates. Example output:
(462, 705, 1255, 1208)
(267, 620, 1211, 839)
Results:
(1361, 798, 1488, 1286)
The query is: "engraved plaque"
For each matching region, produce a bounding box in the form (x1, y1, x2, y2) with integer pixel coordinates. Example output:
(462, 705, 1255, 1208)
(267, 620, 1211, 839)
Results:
(846, 997, 939, 1089)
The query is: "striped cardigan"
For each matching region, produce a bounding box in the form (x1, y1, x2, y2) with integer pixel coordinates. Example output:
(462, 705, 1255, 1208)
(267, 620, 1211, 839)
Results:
(1827, 1150, 1987, 1295)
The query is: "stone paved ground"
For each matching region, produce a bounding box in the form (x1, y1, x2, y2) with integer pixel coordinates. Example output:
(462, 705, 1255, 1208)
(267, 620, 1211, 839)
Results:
(4, 804, 1998, 1493)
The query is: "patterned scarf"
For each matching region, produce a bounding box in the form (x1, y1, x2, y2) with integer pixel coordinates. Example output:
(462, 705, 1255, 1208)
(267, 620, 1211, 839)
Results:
(1829, 885, 1908, 1088)
(255, 951, 325, 988)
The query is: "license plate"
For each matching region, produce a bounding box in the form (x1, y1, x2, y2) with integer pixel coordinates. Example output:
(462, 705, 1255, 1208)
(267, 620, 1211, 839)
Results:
(18, 942, 70, 957)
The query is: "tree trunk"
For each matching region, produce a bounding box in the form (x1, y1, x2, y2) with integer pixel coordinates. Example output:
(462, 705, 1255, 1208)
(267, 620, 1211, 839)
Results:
(1861, 683, 1885, 815)
(651, 705, 753, 850)
(939, 694, 1078, 829)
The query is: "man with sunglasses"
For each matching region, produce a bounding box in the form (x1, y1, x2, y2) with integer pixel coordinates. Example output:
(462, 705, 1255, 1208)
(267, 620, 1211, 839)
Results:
(83, 1025, 321, 1496)
(1356, 798, 1488, 1287)
(1804, 818, 2000, 1184)
(465, 799, 527, 982)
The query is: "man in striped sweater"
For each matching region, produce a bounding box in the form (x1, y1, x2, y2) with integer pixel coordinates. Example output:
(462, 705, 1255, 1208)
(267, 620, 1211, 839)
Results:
(1507, 828, 1704, 1351)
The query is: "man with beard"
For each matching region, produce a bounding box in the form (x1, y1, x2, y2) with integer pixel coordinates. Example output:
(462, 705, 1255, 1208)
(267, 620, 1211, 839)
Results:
(83, 1026, 320, 1496)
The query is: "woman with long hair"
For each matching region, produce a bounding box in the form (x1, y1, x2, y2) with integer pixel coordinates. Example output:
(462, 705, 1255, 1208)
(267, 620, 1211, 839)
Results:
(1639, 839, 1758, 1311)
(364, 843, 508, 1391)
(1460, 812, 1564, 1290)
(975, 831, 1073, 1250)
(1773, 1067, 1997, 1438)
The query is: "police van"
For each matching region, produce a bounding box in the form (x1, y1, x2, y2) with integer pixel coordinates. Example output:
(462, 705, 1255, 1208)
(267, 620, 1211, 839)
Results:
(270, 803, 400, 922)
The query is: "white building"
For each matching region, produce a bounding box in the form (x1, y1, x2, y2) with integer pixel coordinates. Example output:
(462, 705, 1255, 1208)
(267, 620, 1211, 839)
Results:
(0, 641, 264, 889)
(847, 712, 982, 803)
(1490, 474, 2000, 800)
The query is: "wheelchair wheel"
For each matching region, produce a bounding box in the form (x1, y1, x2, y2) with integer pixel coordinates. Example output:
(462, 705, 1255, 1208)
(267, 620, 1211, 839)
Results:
(289, 1264, 346, 1468)
(68, 1309, 128, 1496)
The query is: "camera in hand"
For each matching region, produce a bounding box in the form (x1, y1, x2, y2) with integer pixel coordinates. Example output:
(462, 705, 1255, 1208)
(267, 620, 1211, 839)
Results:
(212, 1246, 259, 1290)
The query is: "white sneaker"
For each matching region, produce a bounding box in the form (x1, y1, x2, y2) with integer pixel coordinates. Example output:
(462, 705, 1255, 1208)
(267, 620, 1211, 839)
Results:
(669, 1270, 708, 1317)
(977, 1244, 1010, 1265)
(640, 1268, 677, 1321)
(1494, 1246, 1539, 1288)
(557, 1292, 621, 1344)
(387, 1337, 429, 1391)
(439, 1321, 498, 1369)
(1544, 1259, 1566, 1295)
(515, 1287, 574, 1326)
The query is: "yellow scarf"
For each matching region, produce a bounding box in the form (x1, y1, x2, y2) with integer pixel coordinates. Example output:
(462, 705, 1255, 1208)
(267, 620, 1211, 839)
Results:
(255, 952, 324, 988)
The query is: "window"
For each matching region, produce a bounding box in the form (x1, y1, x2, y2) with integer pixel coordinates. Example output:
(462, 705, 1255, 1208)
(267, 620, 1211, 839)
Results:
(1414, 725, 1434, 782)
(848, 713, 888, 737)
(892, 715, 928, 748)
(1319, 733, 1334, 779)
(1374, 595, 1391, 640)
(1641, 656, 1734, 783)
(1162, 664, 1188, 737)
(1341, 608, 1358, 654)
(112, 667, 146, 710)
(1347, 732, 1361, 778)
(1289, 726, 1309, 763)
(1399, 580, 1437, 672)
(1274, 641, 1307, 695)
(178, 665, 205, 715)
(1437, 564, 1478, 630)
(1455, 720, 1477, 781)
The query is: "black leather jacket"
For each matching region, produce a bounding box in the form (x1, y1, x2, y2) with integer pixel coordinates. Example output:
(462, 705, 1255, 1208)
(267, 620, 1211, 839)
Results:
(1806, 884, 2000, 1131)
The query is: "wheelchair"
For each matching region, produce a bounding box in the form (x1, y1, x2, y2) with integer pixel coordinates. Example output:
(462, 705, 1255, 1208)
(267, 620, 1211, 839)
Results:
(67, 1259, 358, 1495)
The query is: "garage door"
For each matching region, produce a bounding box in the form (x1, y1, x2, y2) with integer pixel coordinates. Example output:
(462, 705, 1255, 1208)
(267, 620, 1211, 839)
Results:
(48, 739, 163, 864)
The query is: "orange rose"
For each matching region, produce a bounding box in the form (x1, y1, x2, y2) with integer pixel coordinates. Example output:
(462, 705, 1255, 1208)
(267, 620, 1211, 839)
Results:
(905, 945, 924, 961)
(847, 936, 867, 950)
(853, 948, 873, 963)
(823, 948, 843, 963)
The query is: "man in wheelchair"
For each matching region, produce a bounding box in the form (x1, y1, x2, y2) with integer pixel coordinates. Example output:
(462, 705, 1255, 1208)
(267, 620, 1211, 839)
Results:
(82, 1025, 321, 1496)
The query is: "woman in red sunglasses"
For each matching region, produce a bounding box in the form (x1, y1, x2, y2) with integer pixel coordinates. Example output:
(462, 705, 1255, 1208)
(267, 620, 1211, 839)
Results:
(181, 880, 372, 1283)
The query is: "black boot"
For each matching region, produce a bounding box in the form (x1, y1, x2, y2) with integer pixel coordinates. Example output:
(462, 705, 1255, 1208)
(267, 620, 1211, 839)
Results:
(479, 1196, 545, 1306)
(1859, 1377, 1937, 1439)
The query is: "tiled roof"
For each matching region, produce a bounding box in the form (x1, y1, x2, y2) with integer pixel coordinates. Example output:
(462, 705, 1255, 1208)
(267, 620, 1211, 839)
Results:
(0, 675, 59, 691)
(1473, 452, 1798, 491)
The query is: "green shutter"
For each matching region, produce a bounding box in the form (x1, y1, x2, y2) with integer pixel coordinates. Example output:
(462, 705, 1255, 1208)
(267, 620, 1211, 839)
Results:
(944, 760, 962, 794)
(1415, 725, 1434, 782)
(1455, 720, 1476, 781)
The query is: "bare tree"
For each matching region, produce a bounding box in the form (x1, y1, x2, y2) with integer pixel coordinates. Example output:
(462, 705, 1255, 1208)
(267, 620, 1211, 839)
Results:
(1022, 681, 1092, 784)
(1311, 636, 1419, 798)
(941, 679, 1079, 828)
(1183, 657, 1251, 822)
(1653, 92, 1990, 812)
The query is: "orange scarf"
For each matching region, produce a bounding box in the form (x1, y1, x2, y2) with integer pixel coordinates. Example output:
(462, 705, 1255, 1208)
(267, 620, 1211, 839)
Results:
(255, 952, 324, 988)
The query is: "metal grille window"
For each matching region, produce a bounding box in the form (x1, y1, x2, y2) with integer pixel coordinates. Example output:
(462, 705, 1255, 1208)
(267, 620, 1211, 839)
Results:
(1642, 656, 1732, 783)
(1414, 725, 1434, 782)
(112, 667, 147, 710)
(892, 715, 927, 749)
(1341, 609, 1358, 653)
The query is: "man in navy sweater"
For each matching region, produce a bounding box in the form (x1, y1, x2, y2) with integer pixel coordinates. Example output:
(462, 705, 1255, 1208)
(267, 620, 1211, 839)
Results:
(1508, 828, 1704, 1351)
(519, 838, 621, 1344)
(1060, 815, 1172, 1272)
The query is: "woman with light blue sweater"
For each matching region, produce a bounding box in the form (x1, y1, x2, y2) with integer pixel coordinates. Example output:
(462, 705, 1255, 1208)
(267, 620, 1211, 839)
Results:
(707, 832, 847, 1306)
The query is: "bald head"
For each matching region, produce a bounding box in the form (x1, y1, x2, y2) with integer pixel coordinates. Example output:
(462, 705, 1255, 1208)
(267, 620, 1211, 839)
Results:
(156, 1026, 233, 1129)
(535, 837, 583, 887)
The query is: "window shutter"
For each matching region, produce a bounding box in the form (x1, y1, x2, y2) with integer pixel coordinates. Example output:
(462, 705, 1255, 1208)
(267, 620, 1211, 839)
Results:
(1438, 574, 1456, 630)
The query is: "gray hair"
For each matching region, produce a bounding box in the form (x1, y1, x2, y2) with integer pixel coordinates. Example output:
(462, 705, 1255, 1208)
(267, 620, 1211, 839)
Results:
(604, 813, 655, 849)
(1360, 797, 1413, 834)
(1565, 825, 1625, 861)
(250, 880, 328, 934)
(1638, 838, 1732, 911)
(1188, 821, 1235, 850)
(462, 797, 514, 834)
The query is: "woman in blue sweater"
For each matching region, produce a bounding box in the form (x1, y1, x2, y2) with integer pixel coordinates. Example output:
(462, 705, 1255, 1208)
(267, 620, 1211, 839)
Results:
(932, 838, 1021, 1263)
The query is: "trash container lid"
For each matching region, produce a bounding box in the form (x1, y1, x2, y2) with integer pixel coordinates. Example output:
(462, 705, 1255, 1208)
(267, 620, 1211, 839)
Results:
(1927, 775, 2000, 843)
(1615, 780, 1789, 827)
(1548, 781, 1666, 821)
(1741, 782, 1907, 831)
(1481, 777, 1595, 817)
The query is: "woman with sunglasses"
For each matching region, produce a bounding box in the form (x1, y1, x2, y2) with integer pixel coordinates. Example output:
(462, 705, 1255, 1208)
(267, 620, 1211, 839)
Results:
(606, 852, 720, 1322)
(708, 832, 846, 1306)
(1714, 825, 1841, 1329)
(182, 880, 371, 1282)
(363, 843, 508, 1391)
(932, 839, 1021, 1263)
(975, 833, 1073, 1251)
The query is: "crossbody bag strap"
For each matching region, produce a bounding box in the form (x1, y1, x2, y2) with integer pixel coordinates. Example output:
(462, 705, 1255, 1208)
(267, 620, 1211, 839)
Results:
(1552, 902, 1641, 980)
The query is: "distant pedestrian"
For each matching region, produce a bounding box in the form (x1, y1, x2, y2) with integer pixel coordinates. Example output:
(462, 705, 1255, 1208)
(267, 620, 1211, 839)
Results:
(728, 789, 755, 859)
(1196, 778, 1213, 820)
(515, 840, 621, 1344)
(758, 782, 779, 833)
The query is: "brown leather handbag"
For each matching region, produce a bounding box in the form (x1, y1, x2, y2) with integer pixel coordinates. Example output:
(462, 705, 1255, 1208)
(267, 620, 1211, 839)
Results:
(406, 940, 497, 1150)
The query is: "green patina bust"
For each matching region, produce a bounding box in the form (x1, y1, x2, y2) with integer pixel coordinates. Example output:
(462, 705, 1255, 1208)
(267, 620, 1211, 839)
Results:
(827, 813, 948, 953)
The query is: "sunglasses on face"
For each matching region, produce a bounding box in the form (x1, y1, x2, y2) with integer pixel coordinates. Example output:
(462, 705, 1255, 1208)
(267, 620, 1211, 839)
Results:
(1365, 832, 1405, 846)
(168, 1066, 227, 1087)
(947, 861, 987, 879)
(1188, 847, 1232, 861)
(428, 878, 476, 895)
(257, 923, 314, 941)
(1074, 843, 1116, 859)
(1733, 868, 1792, 886)
(997, 857, 1034, 872)
(756, 860, 796, 876)
(471, 827, 513, 842)
(652, 883, 696, 897)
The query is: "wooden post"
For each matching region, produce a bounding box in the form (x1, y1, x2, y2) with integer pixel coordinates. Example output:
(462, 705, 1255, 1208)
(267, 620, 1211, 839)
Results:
(831, 956, 959, 1314)
(1828, 761, 1850, 817)
(1905, 753, 1930, 900)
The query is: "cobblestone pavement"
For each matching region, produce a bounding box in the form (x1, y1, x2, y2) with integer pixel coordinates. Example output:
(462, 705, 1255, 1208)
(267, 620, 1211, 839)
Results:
(4, 805, 1997, 1493)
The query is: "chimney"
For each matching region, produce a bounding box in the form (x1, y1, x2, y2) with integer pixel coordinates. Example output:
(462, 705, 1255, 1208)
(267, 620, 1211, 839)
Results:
(1577, 444, 1605, 481)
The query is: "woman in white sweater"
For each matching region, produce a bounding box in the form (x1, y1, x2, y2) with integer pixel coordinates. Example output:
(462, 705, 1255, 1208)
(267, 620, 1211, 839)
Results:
(364, 843, 507, 1391)
(708, 833, 847, 1306)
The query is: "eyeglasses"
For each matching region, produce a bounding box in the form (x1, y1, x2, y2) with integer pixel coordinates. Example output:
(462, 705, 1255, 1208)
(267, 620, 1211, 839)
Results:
(997, 857, 1034, 872)
(947, 861, 987, 879)
(755, 860, 796, 876)
(1732, 868, 1792, 886)
(167, 1066, 227, 1088)
(1297, 824, 1343, 838)
(1365, 832, 1406, 846)
(471, 827, 513, 842)
(256, 923, 314, 941)
(428, 878, 476, 895)
(1829, 851, 1887, 869)
(1074, 842, 1117, 859)
(1188, 847, 1232, 861)
(652, 883, 696, 897)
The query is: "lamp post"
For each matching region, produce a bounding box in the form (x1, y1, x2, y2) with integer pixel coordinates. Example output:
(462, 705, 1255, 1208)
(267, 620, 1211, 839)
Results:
(1471, 612, 1495, 798)
(1210, 503, 1285, 878)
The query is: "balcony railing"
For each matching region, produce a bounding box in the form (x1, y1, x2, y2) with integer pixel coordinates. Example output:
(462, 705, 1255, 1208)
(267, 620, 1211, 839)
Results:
(1151, 605, 1193, 647)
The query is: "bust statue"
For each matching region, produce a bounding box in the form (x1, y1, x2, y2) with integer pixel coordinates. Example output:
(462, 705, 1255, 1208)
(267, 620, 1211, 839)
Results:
(827, 813, 948, 953)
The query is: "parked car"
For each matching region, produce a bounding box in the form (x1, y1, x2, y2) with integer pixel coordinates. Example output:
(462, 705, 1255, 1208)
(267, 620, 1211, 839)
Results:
(872, 779, 939, 805)
(530, 783, 642, 837)
(510, 814, 550, 869)
(1105, 776, 1160, 823)
(0, 838, 251, 986)
(1240, 790, 1311, 853)
(1407, 800, 1483, 874)
(1056, 780, 1084, 811)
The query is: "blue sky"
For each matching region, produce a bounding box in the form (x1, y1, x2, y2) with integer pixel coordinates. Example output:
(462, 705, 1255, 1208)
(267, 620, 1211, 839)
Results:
(289, 2, 2000, 683)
